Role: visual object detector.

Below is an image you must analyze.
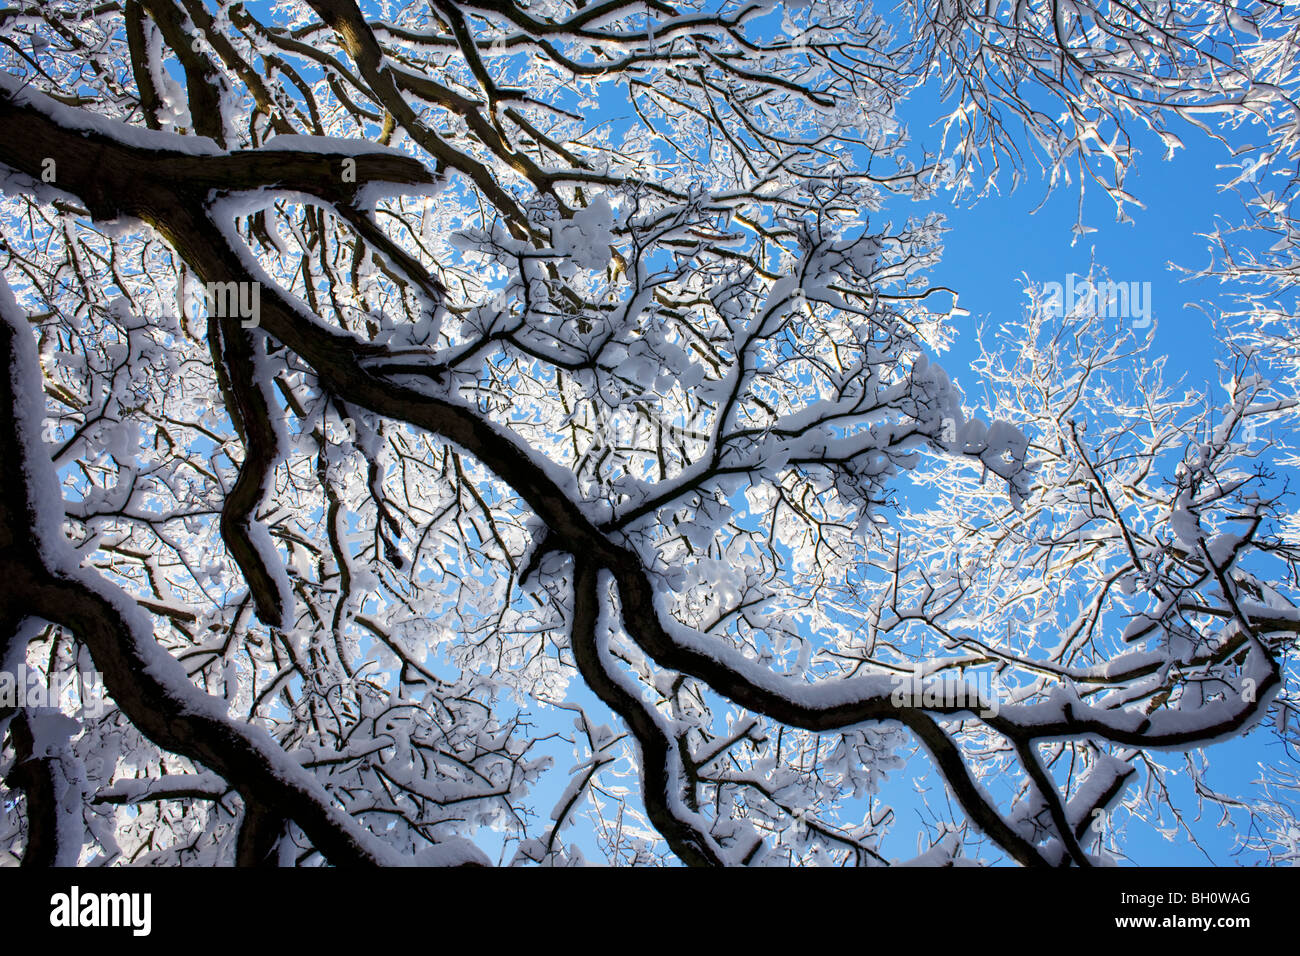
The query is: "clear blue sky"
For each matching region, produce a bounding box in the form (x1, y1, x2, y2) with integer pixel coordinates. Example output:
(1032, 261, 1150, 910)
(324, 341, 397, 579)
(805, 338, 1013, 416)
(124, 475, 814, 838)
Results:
(876, 74, 1289, 865)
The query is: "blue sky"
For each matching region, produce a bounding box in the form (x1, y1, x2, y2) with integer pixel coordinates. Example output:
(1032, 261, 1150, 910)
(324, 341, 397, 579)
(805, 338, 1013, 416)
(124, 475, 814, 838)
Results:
(895, 79, 1242, 394)
(872, 75, 1292, 865)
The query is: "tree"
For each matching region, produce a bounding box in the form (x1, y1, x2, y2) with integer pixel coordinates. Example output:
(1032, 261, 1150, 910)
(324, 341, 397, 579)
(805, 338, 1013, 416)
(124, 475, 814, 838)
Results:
(0, 0, 1296, 867)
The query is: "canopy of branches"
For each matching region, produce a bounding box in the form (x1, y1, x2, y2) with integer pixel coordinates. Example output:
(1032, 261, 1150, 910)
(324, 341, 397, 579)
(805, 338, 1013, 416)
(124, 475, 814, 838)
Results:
(0, 0, 1297, 866)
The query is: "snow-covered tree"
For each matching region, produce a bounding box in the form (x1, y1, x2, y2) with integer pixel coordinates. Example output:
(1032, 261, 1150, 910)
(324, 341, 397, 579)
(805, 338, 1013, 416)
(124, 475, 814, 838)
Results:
(0, 0, 1296, 866)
